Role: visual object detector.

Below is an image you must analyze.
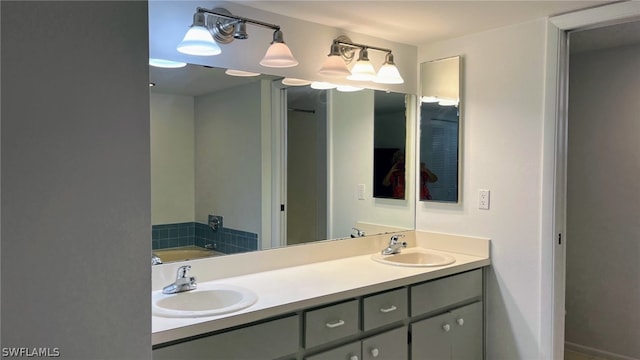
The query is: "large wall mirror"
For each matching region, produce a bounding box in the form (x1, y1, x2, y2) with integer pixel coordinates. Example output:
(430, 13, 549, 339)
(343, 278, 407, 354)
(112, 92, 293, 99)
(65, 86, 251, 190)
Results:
(419, 56, 461, 203)
(150, 64, 415, 263)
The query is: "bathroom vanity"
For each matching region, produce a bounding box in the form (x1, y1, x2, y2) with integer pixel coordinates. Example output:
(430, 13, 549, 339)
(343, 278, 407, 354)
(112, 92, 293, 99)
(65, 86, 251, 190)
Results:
(152, 231, 490, 360)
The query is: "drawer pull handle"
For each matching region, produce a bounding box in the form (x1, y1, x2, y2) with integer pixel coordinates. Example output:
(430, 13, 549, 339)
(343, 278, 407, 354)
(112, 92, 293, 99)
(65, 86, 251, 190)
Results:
(371, 348, 380, 357)
(325, 320, 345, 328)
(442, 324, 451, 332)
(350, 356, 359, 360)
(457, 318, 464, 326)
(379, 305, 397, 313)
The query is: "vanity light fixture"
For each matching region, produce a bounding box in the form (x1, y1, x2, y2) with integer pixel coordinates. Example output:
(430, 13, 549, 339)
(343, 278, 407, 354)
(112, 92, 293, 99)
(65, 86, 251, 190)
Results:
(318, 41, 352, 77)
(347, 48, 376, 81)
(318, 36, 404, 84)
(177, 12, 222, 56)
(177, 7, 298, 68)
(374, 53, 404, 84)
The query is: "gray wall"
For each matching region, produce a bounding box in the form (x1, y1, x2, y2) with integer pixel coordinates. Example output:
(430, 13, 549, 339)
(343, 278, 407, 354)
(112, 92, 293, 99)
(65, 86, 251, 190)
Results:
(566, 43, 640, 359)
(1, 2, 151, 358)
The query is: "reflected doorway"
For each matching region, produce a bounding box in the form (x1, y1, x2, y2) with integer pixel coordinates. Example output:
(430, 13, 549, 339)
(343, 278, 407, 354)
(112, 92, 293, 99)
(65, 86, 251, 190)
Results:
(284, 86, 328, 246)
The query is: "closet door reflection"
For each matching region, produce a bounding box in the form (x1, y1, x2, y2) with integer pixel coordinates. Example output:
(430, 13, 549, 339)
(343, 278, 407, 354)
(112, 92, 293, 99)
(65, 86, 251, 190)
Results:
(286, 87, 327, 245)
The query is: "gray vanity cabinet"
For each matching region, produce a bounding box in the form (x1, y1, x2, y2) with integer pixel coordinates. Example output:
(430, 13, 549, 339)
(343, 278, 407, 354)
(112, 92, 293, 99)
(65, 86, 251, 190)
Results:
(153, 268, 486, 360)
(411, 301, 483, 360)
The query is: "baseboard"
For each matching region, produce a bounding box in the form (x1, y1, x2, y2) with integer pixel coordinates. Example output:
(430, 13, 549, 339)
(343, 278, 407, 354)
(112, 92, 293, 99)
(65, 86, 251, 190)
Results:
(566, 341, 639, 360)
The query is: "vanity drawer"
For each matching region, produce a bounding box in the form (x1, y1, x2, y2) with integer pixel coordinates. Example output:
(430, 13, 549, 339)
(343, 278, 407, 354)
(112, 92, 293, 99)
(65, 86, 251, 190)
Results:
(411, 269, 482, 316)
(362, 288, 407, 331)
(305, 299, 360, 348)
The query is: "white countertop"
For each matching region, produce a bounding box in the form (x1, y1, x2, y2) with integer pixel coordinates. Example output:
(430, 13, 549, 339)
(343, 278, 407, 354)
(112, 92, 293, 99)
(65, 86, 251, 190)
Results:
(152, 244, 490, 345)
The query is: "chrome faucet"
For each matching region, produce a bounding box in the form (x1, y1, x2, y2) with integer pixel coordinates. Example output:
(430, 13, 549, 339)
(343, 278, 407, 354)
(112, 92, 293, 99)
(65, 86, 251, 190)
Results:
(351, 227, 366, 238)
(381, 235, 407, 255)
(152, 253, 163, 265)
(162, 265, 197, 294)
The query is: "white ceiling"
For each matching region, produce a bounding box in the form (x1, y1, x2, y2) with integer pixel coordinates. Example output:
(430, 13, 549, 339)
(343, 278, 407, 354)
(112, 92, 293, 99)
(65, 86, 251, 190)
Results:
(239, 1, 612, 46)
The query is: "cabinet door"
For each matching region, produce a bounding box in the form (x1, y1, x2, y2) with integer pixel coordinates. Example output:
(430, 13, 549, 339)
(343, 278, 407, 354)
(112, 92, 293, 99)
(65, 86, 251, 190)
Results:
(411, 312, 451, 360)
(450, 302, 483, 360)
(306, 341, 361, 360)
(362, 326, 408, 360)
(153, 315, 299, 360)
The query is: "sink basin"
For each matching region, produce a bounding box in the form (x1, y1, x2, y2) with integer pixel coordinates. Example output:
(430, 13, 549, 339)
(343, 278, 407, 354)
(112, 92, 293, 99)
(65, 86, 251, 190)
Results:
(372, 248, 456, 267)
(152, 284, 257, 318)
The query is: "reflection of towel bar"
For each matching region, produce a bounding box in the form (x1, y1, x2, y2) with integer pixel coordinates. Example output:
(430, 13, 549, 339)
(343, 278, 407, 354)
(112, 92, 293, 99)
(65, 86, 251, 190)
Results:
(287, 108, 315, 114)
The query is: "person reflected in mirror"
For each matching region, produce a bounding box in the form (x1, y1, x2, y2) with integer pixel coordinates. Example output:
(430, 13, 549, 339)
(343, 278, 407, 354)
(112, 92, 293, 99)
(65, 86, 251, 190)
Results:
(383, 150, 406, 199)
(420, 162, 438, 200)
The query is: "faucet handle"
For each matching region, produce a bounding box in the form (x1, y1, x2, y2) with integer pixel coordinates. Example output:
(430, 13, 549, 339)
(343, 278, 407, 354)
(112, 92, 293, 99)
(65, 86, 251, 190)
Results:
(390, 234, 406, 243)
(176, 265, 191, 279)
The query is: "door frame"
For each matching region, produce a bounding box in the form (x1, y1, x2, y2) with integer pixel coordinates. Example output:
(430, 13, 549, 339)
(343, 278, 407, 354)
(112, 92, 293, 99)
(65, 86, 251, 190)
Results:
(549, 2, 640, 358)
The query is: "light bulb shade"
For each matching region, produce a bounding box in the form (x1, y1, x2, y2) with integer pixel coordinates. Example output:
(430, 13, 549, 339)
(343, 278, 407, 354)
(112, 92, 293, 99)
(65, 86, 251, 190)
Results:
(347, 59, 376, 81)
(260, 30, 298, 68)
(374, 63, 404, 84)
(177, 26, 221, 56)
(319, 55, 351, 77)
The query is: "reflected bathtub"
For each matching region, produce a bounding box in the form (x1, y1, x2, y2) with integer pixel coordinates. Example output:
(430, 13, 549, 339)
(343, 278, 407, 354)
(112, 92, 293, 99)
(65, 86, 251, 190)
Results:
(153, 246, 223, 263)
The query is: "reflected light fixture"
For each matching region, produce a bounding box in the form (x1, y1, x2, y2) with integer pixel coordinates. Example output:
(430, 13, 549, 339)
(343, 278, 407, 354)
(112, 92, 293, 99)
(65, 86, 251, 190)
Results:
(177, 7, 298, 68)
(438, 98, 459, 106)
(310, 81, 337, 90)
(336, 85, 364, 92)
(149, 58, 187, 68)
(225, 69, 260, 77)
(318, 36, 404, 84)
(421, 96, 439, 103)
(282, 78, 312, 86)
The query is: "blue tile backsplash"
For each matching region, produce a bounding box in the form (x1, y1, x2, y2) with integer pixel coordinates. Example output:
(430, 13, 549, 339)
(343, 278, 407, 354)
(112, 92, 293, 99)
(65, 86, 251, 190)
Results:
(152, 222, 258, 254)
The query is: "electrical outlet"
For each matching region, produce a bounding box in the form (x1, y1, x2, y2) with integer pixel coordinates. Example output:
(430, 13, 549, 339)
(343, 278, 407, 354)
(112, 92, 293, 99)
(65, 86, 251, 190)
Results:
(479, 189, 490, 210)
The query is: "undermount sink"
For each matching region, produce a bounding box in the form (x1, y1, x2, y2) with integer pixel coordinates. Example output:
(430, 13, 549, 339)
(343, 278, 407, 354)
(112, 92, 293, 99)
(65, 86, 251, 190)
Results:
(152, 283, 257, 318)
(372, 248, 456, 267)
